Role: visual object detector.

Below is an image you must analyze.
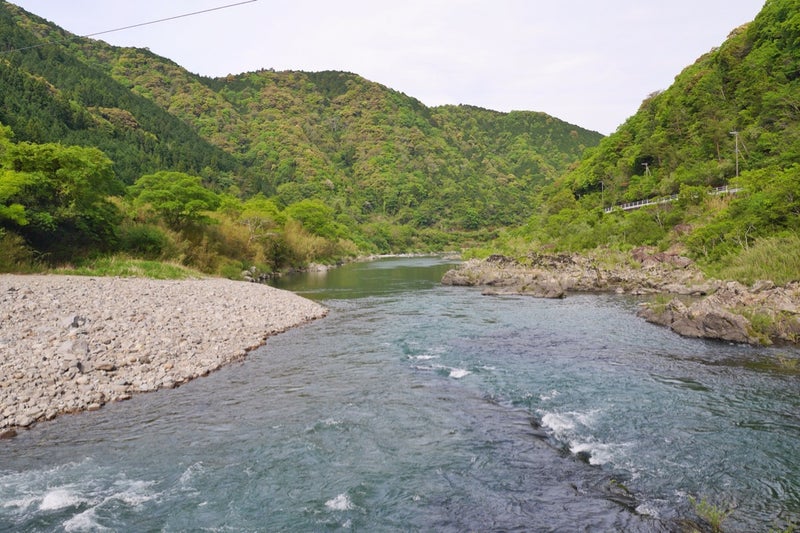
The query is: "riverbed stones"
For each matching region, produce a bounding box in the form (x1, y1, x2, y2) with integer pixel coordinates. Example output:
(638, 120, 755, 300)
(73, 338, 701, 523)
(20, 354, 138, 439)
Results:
(0, 275, 327, 434)
(442, 249, 800, 346)
(442, 248, 712, 297)
(638, 280, 800, 345)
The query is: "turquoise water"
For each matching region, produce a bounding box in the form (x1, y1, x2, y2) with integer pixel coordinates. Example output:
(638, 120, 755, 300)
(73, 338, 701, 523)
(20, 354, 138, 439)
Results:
(1, 257, 798, 531)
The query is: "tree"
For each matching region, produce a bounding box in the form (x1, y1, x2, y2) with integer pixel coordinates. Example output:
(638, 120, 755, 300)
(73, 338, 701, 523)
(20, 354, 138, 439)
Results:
(284, 198, 342, 240)
(0, 169, 31, 225)
(238, 194, 284, 244)
(128, 171, 221, 228)
(1, 139, 123, 257)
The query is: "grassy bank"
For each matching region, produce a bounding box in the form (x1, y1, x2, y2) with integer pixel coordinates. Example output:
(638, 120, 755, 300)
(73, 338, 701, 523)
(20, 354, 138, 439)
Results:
(53, 256, 205, 280)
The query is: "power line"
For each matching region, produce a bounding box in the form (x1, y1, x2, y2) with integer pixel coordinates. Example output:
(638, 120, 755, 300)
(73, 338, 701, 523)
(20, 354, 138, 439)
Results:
(1, 0, 258, 55)
(84, 0, 258, 38)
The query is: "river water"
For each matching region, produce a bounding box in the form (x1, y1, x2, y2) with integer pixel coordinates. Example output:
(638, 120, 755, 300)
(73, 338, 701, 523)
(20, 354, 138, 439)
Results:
(1, 257, 798, 532)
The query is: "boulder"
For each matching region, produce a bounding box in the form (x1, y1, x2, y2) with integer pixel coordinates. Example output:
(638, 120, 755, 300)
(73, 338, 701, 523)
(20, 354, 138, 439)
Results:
(639, 279, 800, 345)
(519, 278, 566, 299)
(638, 297, 757, 344)
(443, 251, 800, 345)
(482, 281, 566, 299)
(672, 306, 755, 344)
(631, 246, 693, 269)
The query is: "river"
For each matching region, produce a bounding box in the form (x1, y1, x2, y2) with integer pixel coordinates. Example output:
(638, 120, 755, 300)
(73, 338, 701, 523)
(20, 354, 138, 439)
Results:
(1, 257, 798, 532)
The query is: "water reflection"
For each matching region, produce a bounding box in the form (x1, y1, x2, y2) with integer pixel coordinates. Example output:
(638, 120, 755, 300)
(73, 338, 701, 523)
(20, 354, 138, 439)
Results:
(1, 257, 798, 532)
(269, 256, 460, 299)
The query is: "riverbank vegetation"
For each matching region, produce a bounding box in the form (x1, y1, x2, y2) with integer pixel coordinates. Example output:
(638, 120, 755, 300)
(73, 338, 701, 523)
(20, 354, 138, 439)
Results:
(1, 0, 799, 288)
(468, 0, 800, 286)
(0, 1, 599, 277)
(0, 122, 358, 276)
(53, 257, 204, 280)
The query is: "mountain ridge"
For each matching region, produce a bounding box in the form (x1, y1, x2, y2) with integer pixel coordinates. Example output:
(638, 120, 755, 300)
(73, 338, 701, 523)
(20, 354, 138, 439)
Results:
(4, 0, 797, 287)
(2, 0, 601, 234)
(483, 0, 799, 286)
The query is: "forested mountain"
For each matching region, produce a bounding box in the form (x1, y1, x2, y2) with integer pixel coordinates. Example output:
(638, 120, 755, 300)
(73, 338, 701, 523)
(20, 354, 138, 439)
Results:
(0, 0, 602, 273)
(562, 0, 800, 203)
(488, 0, 800, 284)
(0, 4, 238, 184)
(0, 1, 600, 236)
(95, 63, 598, 230)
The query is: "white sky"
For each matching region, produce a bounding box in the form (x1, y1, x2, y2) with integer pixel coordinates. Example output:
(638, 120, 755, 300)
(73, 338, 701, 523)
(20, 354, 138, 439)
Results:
(10, 0, 765, 135)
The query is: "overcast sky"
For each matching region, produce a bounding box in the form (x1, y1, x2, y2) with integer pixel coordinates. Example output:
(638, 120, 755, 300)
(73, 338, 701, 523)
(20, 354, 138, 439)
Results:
(11, 0, 765, 135)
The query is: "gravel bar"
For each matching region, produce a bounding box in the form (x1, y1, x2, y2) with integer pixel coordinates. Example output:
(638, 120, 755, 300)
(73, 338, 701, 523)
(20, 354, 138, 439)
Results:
(0, 275, 327, 437)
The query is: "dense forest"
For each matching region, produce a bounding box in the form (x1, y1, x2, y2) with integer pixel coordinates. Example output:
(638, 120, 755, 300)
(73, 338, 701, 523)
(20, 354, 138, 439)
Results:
(478, 0, 800, 284)
(1, 0, 799, 285)
(0, 0, 601, 277)
(0, 5, 237, 184)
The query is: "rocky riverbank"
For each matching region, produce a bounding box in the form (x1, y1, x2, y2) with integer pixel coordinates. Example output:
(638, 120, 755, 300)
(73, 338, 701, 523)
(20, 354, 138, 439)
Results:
(442, 248, 716, 297)
(0, 275, 327, 438)
(638, 280, 800, 345)
(442, 248, 800, 346)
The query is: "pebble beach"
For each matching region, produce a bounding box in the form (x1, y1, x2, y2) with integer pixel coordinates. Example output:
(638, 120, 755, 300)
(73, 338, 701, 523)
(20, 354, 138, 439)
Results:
(0, 274, 327, 437)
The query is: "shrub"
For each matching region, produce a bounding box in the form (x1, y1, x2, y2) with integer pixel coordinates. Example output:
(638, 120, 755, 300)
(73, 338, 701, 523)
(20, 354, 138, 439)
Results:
(119, 223, 171, 260)
(218, 260, 246, 280)
(689, 496, 733, 533)
(0, 229, 39, 272)
(711, 233, 800, 285)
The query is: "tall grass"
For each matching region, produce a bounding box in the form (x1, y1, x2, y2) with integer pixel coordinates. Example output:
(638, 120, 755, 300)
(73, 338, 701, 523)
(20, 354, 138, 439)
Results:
(711, 234, 800, 286)
(0, 229, 42, 273)
(689, 495, 733, 533)
(55, 256, 205, 279)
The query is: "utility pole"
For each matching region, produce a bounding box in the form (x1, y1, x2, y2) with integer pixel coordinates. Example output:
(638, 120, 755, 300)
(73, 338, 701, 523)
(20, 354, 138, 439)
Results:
(730, 131, 739, 177)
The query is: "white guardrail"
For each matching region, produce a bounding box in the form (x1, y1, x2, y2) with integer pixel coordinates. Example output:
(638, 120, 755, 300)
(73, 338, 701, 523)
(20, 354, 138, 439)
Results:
(603, 186, 742, 214)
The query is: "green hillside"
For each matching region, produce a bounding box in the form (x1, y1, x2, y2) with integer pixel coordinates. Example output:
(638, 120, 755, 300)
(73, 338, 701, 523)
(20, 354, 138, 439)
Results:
(488, 0, 800, 284)
(1, 1, 600, 234)
(0, 1, 600, 273)
(91, 59, 599, 231)
(0, 3, 238, 184)
(564, 0, 800, 201)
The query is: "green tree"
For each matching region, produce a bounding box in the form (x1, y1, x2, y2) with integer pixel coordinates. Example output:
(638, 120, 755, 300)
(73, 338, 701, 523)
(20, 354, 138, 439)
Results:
(128, 171, 221, 228)
(284, 198, 342, 239)
(1, 139, 123, 257)
(238, 194, 284, 244)
(0, 169, 31, 225)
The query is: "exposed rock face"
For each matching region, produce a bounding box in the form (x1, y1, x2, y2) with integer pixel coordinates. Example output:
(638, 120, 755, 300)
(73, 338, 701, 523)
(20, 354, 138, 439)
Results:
(442, 248, 714, 297)
(0, 275, 328, 434)
(442, 255, 568, 298)
(638, 297, 757, 344)
(442, 249, 800, 346)
(638, 281, 800, 346)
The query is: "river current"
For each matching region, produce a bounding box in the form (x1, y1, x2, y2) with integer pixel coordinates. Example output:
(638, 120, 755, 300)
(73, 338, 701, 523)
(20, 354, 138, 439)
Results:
(1, 257, 798, 532)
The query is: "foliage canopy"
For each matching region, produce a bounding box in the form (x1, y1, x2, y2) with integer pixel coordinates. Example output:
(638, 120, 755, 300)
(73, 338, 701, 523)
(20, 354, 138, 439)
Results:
(129, 171, 221, 228)
(2, 0, 799, 286)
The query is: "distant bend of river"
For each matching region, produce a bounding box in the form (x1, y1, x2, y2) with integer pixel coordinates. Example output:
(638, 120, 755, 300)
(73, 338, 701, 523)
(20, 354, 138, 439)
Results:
(1, 257, 798, 532)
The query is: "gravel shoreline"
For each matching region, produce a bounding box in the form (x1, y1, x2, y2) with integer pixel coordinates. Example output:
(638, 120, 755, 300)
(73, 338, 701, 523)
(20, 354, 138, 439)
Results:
(0, 275, 327, 437)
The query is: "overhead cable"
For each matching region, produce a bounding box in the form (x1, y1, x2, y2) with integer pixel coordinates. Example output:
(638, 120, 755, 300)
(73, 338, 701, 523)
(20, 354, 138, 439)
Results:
(1, 0, 258, 54)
